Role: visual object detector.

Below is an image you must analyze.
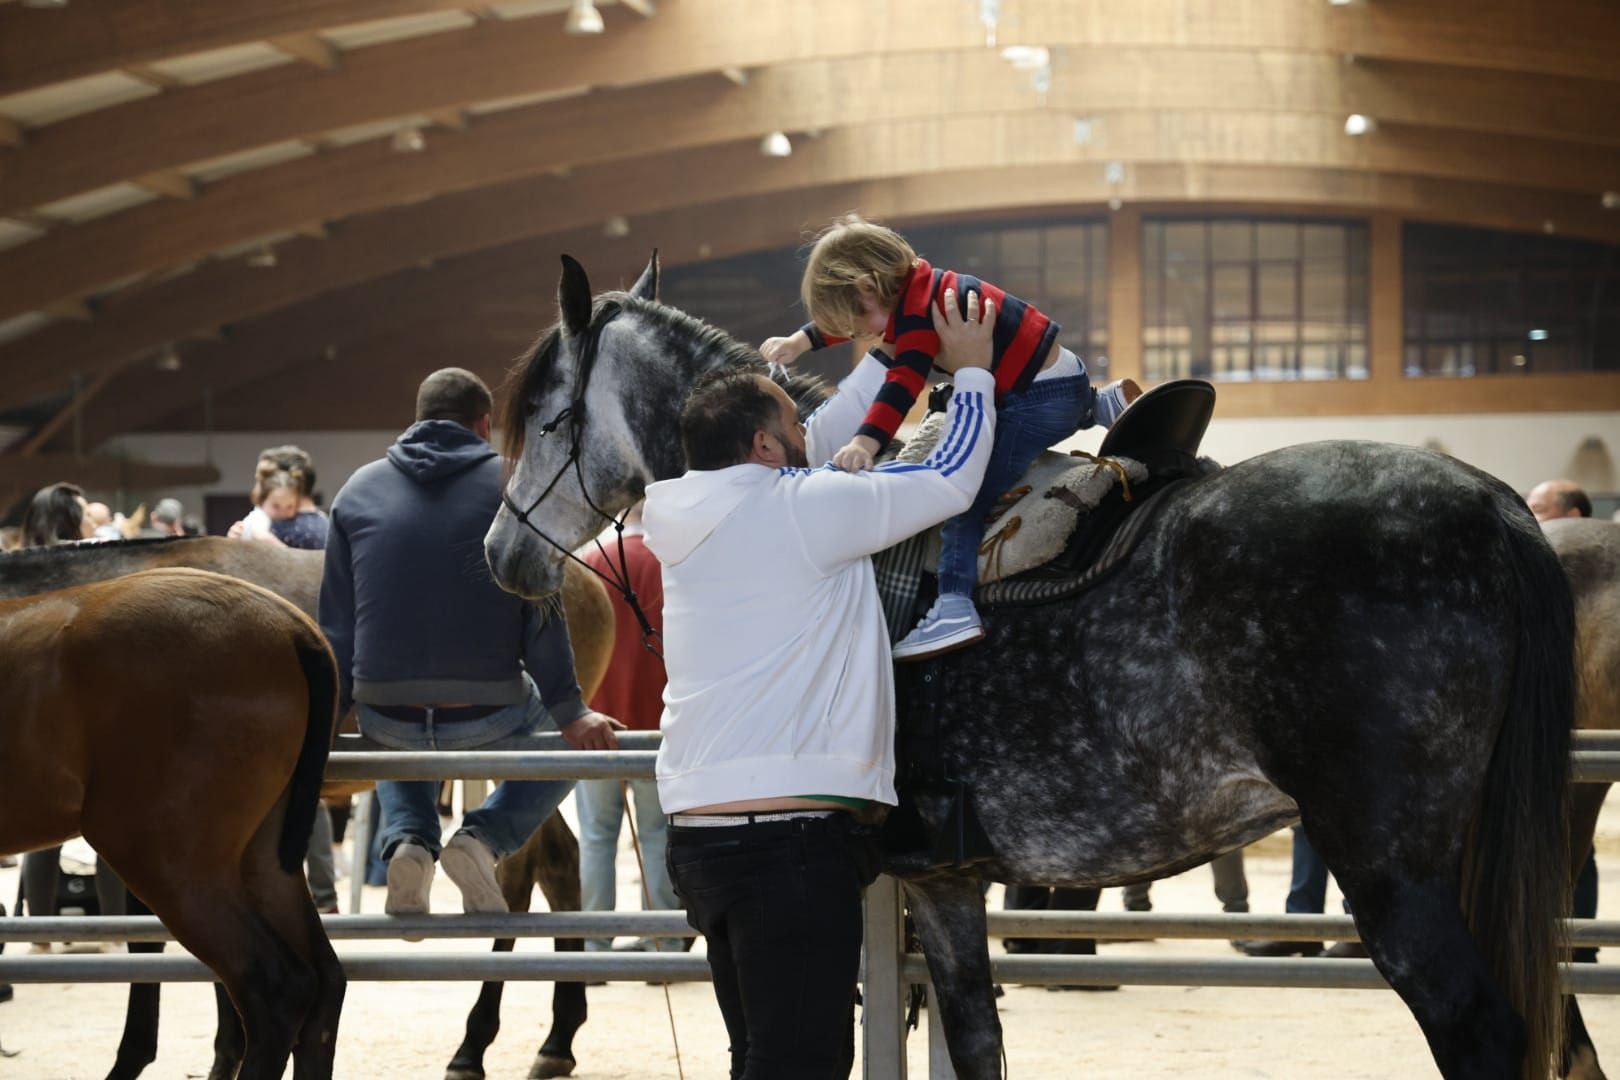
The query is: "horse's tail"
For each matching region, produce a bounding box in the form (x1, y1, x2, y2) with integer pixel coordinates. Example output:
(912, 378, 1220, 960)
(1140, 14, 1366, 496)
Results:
(1461, 499, 1575, 1080)
(279, 628, 340, 874)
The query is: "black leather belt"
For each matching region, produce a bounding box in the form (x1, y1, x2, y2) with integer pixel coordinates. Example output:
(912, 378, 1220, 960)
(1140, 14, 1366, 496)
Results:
(370, 704, 505, 724)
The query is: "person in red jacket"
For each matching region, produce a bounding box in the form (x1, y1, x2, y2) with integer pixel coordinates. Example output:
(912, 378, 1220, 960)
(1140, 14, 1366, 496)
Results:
(763, 215, 1140, 661)
(577, 501, 681, 951)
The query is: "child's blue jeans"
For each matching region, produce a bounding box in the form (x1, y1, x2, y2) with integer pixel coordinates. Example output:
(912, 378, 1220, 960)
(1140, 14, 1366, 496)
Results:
(936, 369, 1096, 599)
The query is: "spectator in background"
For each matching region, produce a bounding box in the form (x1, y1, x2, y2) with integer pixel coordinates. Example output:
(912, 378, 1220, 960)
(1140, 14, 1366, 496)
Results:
(1, 525, 23, 552)
(577, 502, 682, 953)
(84, 501, 117, 539)
(17, 482, 127, 944)
(232, 445, 318, 542)
(138, 497, 186, 538)
(21, 482, 94, 547)
(1528, 478, 1592, 523)
(320, 368, 620, 917)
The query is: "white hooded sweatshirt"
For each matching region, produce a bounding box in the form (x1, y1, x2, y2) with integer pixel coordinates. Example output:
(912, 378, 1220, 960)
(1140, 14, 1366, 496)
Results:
(644, 358, 996, 813)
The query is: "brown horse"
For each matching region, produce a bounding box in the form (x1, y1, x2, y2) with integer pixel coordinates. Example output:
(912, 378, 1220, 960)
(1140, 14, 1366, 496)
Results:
(0, 536, 613, 1080)
(0, 568, 343, 1080)
(1544, 518, 1620, 1080)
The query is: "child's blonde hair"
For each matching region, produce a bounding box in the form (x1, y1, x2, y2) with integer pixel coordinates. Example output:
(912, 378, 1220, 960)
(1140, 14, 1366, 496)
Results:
(801, 214, 917, 338)
(257, 469, 302, 506)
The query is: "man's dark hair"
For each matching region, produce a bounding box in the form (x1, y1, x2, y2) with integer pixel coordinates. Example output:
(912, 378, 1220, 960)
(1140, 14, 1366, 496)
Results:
(680, 369, 783, 470)
(417, 367, 494, 427)
(1547, 480, 1593, 518)
(21, 482, 85, 547)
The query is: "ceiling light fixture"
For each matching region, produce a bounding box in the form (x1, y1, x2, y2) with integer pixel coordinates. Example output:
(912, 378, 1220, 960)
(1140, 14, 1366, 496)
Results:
(1528, 328, 1550, 341)
(759, 131, 792, 158)
(392, 127, 426, 153)
(1344, 113, 1376, 136)
(154, 345, 182, 372)
(246, 245, 277, 269)
(979, 0, 1001, 46)
(1603, 191, 1620, 210)
(565, 0, 605, 35)
(603, 215, 630, 238)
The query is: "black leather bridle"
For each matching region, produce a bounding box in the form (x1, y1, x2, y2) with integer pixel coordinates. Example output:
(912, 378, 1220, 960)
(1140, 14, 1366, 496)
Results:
(499, 301, 661, 653)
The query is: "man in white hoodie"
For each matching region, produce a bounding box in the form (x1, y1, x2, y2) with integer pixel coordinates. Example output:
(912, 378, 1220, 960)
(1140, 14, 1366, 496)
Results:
(643, 291, 997, 1079)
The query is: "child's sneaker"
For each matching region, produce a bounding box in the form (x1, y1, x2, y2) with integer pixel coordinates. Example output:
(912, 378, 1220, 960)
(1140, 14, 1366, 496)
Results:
(1096, 378, 1143, 428)
(893, 593, 985, 661)
(440, 832, 509, 914)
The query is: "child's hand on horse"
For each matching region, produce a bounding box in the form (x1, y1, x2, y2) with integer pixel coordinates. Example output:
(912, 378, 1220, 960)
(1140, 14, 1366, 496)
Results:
(760, 330, 811, 366)
(934, 288, 996, 372)
(834, 436, 880, 473)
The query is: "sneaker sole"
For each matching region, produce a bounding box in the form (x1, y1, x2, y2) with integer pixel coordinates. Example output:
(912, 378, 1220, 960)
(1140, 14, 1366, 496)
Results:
(385, 855, 433, 940)
(893, 625, 986, 662)
(439, 844, 509, 914)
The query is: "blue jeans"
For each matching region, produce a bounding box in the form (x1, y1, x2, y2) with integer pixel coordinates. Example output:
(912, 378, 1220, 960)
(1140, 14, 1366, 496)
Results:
(575, 777, 682, 951)
(358, 676, 574, 861)
(937, 373, 1095, 598)
(1286, 825, 1350, 915)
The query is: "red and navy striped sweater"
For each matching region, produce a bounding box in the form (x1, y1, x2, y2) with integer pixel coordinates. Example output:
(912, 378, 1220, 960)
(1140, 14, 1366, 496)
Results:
(800, 257, 1061, 445)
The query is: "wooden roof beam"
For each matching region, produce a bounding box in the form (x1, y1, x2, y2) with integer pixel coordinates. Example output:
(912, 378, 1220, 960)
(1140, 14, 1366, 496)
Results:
(134, 169, 197, 200)
(8, 0, 1620, 219)
(270, 34, 340, 72)
(0, 1, 467, 97)
(9, 46, 1620, 324)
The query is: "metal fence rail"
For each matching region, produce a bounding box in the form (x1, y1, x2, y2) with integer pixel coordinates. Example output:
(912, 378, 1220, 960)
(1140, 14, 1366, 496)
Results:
(9, 911, 1620, 947)
(5, 949, 1618, 994)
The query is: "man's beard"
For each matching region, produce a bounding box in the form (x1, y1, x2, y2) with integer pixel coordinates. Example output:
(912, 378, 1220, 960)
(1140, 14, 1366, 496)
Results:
(774, 426, 809, 469)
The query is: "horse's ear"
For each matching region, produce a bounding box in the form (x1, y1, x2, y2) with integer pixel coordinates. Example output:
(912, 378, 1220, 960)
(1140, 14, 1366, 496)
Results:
(629, 249, 660, 302)
(558, 254, 592, 337)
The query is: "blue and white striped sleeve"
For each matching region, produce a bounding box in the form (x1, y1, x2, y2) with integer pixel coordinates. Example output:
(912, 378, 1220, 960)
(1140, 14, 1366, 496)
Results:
(788, 369, 997, 573)
(804, 350, 890, 466)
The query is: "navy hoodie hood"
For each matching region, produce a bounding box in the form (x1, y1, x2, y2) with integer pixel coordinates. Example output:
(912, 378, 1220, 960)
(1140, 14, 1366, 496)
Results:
(386, 419, 497, 484)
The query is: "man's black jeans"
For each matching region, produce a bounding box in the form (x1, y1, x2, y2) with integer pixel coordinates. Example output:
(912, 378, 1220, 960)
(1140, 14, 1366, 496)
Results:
(668, 812, 883, 1080)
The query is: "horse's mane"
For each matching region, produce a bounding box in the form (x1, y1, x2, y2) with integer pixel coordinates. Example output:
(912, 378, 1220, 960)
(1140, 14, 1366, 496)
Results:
(0, 535, 195, 563)
(498, 293, 830, 462)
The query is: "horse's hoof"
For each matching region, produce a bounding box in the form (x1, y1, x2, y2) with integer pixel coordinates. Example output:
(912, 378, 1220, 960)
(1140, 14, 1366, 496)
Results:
(530, 1053, 577, 1078)
(445, 1068, 486, 1080)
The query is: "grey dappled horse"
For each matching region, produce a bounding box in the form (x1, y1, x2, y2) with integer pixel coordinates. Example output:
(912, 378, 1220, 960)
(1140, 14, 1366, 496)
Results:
(1544, 518, 1620, 1080)
(486, 253, 1574, 1080)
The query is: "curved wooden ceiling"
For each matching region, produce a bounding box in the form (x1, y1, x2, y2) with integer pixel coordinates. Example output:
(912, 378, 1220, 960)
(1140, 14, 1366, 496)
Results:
(1, 0, 1617, 449)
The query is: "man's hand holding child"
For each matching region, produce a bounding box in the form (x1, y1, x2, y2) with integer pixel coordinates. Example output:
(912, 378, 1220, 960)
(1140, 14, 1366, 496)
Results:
(933, 288, 995, 372)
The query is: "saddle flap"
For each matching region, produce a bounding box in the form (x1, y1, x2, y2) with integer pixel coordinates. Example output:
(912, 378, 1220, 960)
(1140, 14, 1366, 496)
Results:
(1098, 379, 1216, 474)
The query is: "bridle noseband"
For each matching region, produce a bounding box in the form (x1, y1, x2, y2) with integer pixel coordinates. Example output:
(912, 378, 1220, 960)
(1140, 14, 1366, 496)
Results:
(500, 301, 661, 653)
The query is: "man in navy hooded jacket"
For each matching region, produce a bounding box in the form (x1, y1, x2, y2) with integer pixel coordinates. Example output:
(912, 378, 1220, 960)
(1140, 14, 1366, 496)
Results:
(320, 367, 622, 917)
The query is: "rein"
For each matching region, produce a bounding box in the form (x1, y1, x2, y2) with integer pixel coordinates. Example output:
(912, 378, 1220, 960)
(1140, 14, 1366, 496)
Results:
(500, 302, 663, 656)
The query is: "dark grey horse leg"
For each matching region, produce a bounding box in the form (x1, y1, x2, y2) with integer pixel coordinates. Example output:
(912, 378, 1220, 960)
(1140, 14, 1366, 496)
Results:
(447, 814, 585, 1080)
(208, 982, 245, 1080)
(1562, 780, 1610, 1080)
(1318, 842, 1525, 1079)
(107, 888, 160, 1080)
(904, 873, 1004, 1080)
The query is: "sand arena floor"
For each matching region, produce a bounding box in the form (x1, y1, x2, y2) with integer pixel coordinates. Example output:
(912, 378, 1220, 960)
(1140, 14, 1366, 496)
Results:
(3, 795, 1618, 1079)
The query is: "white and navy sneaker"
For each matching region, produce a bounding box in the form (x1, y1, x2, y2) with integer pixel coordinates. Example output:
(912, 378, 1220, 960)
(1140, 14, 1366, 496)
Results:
(893, 593, 985, 662)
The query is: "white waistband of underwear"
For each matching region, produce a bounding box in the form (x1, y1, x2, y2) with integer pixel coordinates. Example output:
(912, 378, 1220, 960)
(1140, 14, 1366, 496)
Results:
(669, 810, 841, 828)
(1034, 346, 1081, 382)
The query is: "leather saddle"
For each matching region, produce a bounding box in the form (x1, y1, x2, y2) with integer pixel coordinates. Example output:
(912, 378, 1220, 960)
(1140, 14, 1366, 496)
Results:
(975, 379, 1217, 609)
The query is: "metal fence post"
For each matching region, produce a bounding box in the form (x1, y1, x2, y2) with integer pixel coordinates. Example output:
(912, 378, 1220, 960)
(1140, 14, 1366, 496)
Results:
(862, 874, 907, 1078)
(347, 794, 370, 914)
